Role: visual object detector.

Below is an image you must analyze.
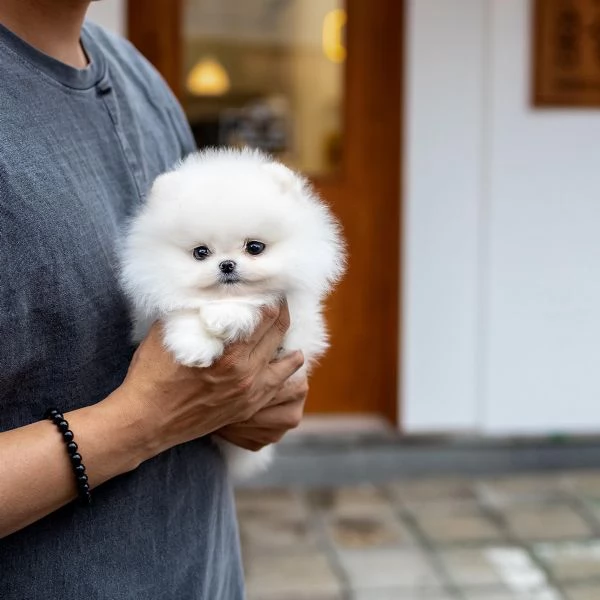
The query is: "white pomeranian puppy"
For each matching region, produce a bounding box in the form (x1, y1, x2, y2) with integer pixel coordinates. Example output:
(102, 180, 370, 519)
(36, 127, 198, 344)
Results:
(120, 148, 346, 478)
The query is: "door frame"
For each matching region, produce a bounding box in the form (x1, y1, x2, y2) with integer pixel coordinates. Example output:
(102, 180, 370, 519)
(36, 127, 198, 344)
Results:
(126, 0, 404, 426)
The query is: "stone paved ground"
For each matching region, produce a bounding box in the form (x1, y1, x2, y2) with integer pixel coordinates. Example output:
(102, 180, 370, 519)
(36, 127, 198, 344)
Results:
(235, 470, 600, 600)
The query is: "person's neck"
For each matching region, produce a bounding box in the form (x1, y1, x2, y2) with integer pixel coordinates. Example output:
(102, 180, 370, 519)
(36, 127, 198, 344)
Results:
(0, 0, 91, 68)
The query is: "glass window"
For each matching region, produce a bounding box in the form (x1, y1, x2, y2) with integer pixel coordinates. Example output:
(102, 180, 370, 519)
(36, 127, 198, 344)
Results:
(182, 0, 345, 176)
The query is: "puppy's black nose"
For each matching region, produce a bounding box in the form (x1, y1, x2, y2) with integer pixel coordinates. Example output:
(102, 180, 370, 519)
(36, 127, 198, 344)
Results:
(219, 260, 236, 274)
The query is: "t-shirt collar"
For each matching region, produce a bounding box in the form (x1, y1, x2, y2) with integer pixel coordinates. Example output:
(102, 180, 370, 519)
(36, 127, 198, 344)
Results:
(0, 21, 106, 90)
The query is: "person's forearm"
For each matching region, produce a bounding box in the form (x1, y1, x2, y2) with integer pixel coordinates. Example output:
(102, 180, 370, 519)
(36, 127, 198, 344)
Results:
(0, 387, 152, 538)
(0, 306, 301, 539)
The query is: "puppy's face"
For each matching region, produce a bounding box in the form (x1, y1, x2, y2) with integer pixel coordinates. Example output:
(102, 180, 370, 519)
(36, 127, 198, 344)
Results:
(127, 155, 345, 304)
(188, 238, 275, 289)
(174, 223, 294, 297)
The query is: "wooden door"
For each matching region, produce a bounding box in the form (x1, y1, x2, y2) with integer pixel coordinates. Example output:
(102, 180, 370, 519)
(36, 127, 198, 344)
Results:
(127, 0, 403, 423)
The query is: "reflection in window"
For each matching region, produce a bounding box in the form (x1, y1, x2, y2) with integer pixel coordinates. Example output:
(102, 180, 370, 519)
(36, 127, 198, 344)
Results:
(182, 0, 345, 176)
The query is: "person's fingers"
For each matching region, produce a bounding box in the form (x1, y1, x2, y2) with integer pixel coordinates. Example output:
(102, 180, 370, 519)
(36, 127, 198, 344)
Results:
(217, 429, 269, 452)
(250, 373, 308, 416)
(241, 401, 304, 430)
(248, 301, 291, 367)
(221, 304, 282, 363)
(266, 374, 309, 408)
(267, 351, 304, 385)
(246, 303, 285, 348)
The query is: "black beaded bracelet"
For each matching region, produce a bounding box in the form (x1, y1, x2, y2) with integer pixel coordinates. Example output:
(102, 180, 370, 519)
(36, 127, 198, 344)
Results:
(45, 408, 92, 506)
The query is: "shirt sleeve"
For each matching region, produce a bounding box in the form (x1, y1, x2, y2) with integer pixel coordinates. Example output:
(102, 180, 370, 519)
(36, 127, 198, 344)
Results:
(163, 88, 198, 159)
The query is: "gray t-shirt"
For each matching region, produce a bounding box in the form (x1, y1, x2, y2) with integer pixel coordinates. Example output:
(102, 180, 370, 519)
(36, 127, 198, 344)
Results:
(0, 21, 243, 600)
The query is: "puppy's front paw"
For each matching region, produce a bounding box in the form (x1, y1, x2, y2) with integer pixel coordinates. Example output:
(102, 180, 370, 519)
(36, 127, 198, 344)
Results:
(202, 303, 259, 342)
(162, 312, 224, 367)
(171, 337, 224, 368)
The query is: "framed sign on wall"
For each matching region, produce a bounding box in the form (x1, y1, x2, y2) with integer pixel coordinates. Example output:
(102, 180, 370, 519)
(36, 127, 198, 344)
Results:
(533, 0, 600, 107)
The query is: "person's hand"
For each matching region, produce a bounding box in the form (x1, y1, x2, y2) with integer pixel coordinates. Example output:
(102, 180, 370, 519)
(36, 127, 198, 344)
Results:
(216, 373, 308, 451)
(114, 303, 304, 459)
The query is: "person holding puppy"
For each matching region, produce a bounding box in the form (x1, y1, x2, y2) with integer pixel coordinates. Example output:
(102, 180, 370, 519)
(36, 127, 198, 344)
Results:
(0, 1, 307, 598)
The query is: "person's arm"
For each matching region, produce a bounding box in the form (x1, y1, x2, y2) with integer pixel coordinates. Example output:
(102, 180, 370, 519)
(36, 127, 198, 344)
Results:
(0, 390, 154, 537)
(0, 304, 303, 539)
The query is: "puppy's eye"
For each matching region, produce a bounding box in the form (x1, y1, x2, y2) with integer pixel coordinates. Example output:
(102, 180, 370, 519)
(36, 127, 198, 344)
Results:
(192, 245, 211, 260)
(245, 241, 266, 256)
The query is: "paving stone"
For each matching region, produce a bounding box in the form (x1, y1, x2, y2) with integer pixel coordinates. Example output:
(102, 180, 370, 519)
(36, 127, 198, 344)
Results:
(563, 583, 600, 600)
(462, 591, 562, 600)
(452, 545, 558, 596)
(580, 498, 600, 528)
(503, 504, 591, 542)
(411, 505, 506, 545)
(351, 589, 453, 599)
(325, 510, 415, 550)
(238, 511, 320, 553)
(338, 548, 444, 591)
(477, 474, 567, 506)
(533, 540, 600, 582)
(439, 547, 513, 587)
(248, 591, 343, 600)
(564, 472, 600, 498)
(388, 477, 475, 508)
(460, 594, 517, 600)
(308, 484, 393, 515)
(235, 487, 309, 519)
(245, 552, 343, 599)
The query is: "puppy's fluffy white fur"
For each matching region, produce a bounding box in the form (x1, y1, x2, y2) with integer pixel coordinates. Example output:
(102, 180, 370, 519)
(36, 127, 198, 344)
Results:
(120, 148, 345, 478)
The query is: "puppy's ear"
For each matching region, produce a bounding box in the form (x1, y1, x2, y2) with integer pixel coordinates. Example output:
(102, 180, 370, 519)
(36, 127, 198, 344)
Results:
(262, 162, 302, 194)
(147, 170, 177, 204)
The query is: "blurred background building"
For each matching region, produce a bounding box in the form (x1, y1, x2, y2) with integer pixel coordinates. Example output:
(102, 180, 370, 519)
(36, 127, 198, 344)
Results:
(89, 0, 600, 439)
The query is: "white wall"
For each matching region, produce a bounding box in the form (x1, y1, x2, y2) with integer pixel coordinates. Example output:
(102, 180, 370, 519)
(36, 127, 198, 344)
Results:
(403, 0, 485, 432)
(404, 0, 600, 435)
(484, 0, 600, 434)
(87, 0, 125, 36)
